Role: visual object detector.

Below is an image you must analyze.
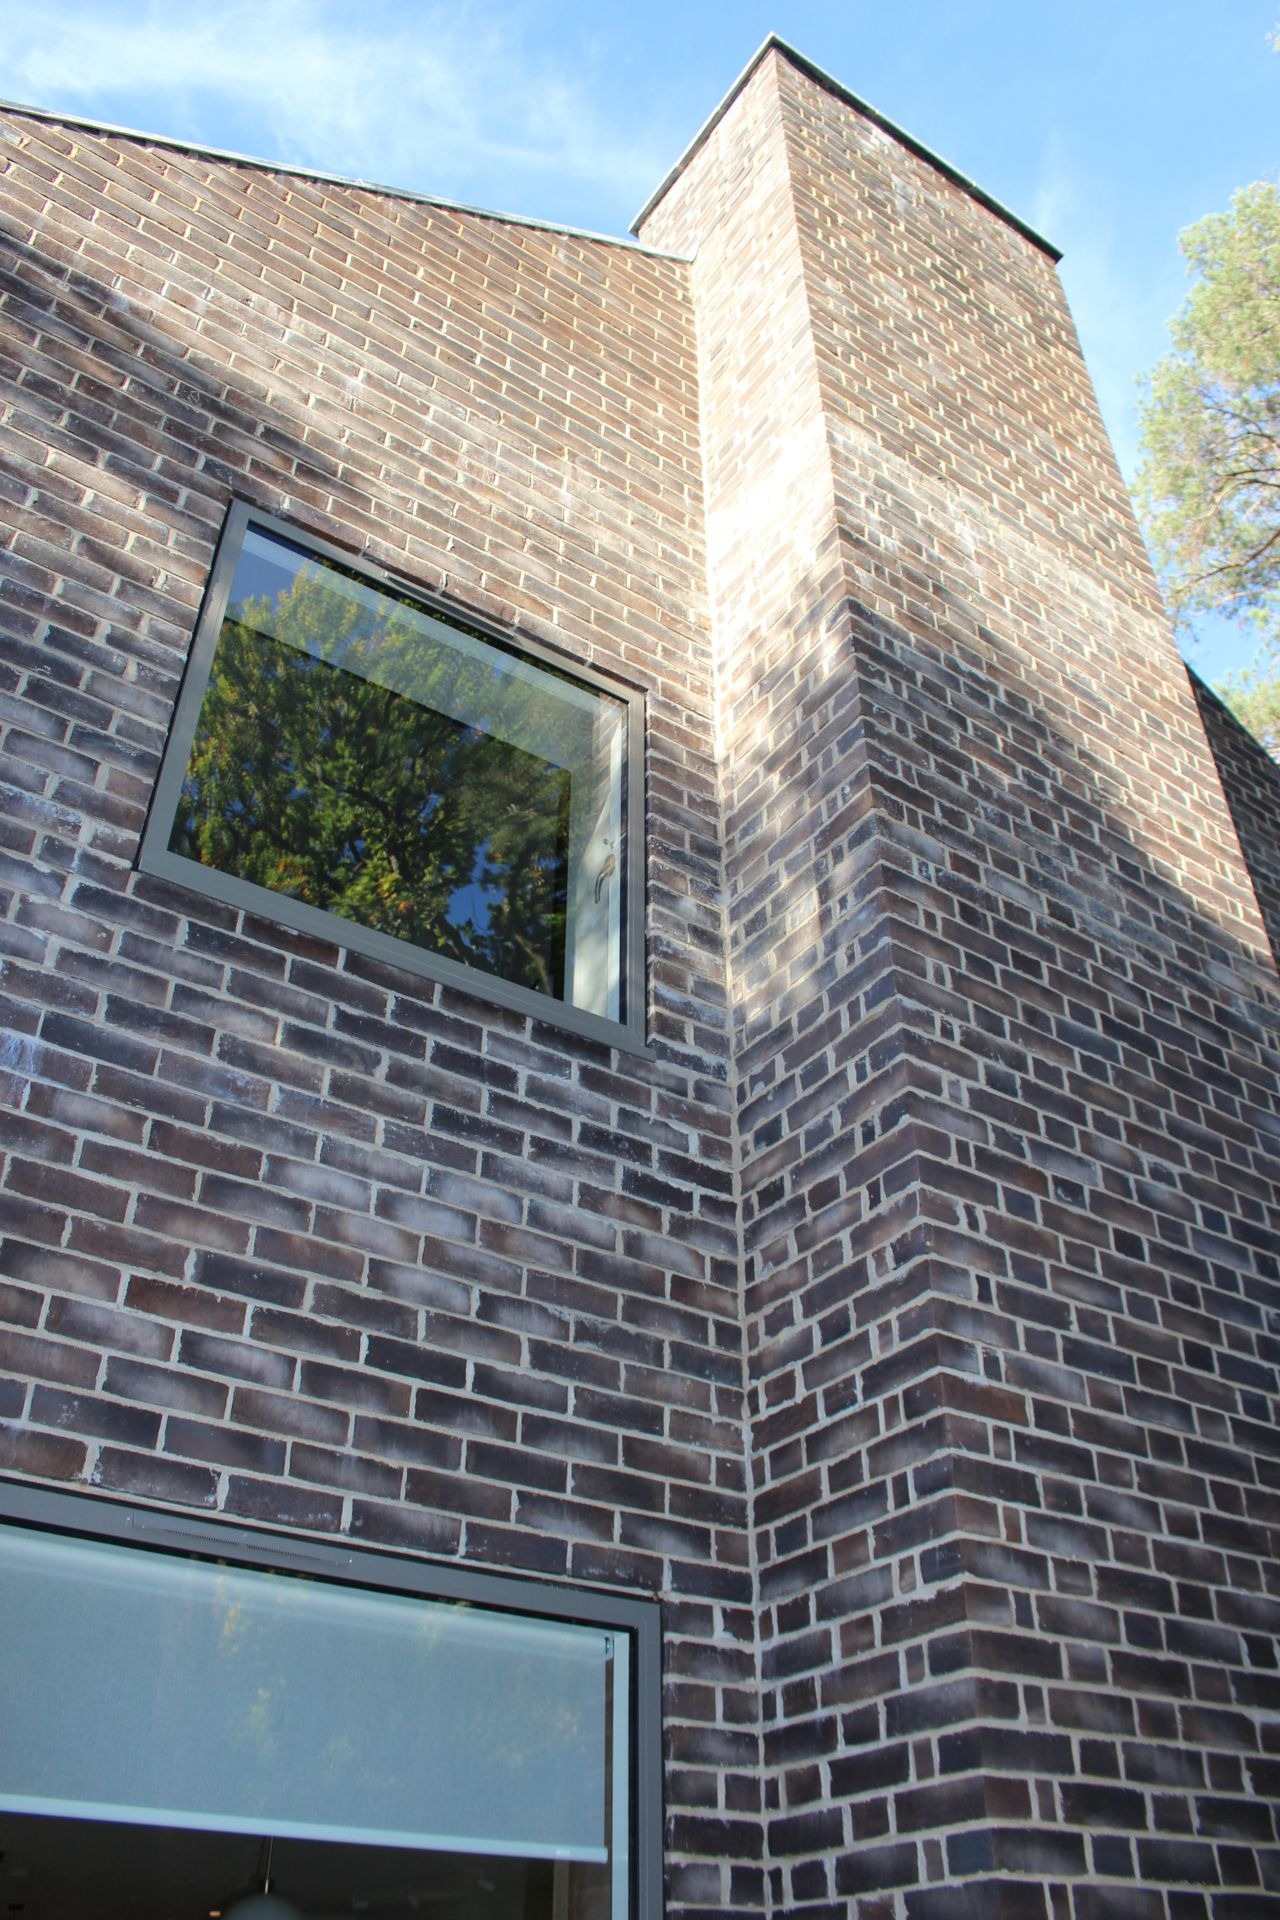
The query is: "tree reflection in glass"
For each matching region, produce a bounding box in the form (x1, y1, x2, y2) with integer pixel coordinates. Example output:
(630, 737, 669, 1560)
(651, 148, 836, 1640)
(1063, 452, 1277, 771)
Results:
(170, 545, 575, 1001)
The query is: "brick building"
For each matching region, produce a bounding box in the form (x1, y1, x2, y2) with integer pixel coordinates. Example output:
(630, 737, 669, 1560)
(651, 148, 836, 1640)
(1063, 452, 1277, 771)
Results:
(1, 34, 1279, 1920)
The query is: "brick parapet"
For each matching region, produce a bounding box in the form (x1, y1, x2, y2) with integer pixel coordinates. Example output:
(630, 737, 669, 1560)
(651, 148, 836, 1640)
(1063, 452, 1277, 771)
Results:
(1191, 667, 1280, 969)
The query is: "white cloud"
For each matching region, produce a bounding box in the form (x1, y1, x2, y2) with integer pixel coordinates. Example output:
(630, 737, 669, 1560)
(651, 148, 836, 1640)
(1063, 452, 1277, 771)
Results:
(0, 0, 667, 224)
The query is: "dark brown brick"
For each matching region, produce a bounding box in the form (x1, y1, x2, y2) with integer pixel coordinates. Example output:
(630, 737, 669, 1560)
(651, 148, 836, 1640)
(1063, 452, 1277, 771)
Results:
(2, 46, 1279, 1919)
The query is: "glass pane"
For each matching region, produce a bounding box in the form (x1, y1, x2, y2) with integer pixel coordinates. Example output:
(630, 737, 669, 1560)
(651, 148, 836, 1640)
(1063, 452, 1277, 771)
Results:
(0, 1527, 611, 1862)
(168, 527, 628, 1016)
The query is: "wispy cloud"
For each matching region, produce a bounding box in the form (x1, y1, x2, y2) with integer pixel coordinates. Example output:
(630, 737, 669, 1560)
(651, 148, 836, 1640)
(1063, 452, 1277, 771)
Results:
(0, 0, 668, 225)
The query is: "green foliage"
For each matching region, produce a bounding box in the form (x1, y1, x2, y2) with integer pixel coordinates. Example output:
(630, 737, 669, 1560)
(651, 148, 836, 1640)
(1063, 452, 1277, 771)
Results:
(1213, 651, 1280, 755)
(1136, 182, 1280, 631)
(171, 565, 572, 998)
(1135, 181, 1280, 754)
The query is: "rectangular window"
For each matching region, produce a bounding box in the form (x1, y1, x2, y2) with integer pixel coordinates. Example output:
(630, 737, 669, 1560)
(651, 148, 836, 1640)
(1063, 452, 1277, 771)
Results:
(141, 505, 645, 1050)
(0, 1487, 662, 1920)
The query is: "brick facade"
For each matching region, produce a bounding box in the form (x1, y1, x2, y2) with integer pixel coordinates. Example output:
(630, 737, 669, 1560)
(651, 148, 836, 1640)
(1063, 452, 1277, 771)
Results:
(1191, 670, 1280, 969)
(2, 35, 1279, 1920)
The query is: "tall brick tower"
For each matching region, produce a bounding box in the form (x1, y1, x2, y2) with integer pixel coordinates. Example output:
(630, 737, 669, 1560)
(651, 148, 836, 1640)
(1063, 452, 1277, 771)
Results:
(638, 39, 1280, 1920)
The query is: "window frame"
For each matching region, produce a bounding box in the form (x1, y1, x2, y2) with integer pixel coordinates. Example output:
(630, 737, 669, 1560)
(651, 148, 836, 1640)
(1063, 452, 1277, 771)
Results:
(139, 502, 648, 1054)
(0, 1478, 664, 1920)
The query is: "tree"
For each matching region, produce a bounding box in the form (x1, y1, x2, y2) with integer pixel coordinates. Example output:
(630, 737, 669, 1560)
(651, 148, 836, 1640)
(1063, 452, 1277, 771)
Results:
(1134, 180, 1280, 755)
(1210, 652, 1280, 756)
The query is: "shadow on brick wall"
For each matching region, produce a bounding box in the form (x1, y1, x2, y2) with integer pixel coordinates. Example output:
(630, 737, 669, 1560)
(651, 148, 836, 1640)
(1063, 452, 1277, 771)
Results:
(732, 543, 1280, 1914)
(1190, 667, 1280, 971)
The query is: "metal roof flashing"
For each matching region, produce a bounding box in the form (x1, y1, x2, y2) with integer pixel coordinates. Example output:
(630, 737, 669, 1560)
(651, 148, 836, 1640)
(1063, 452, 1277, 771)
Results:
(0, 98, 689, 261)
(629, 34, 1061, 263)
(1, 39, 1058, 269)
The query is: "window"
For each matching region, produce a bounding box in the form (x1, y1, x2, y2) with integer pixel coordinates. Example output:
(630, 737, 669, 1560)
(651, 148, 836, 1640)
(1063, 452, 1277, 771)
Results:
(142, 505, 645, 1050)
(0, 1485, 662, 1920)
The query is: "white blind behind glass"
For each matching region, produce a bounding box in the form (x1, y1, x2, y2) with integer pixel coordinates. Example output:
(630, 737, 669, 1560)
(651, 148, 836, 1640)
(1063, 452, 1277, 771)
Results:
(0, 1527, 610, 1861)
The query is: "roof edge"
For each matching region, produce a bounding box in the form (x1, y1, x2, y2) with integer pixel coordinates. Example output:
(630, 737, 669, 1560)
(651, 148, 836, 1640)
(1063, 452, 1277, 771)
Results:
(630, 34, 1061, 262)
(0, 98, 691, 263)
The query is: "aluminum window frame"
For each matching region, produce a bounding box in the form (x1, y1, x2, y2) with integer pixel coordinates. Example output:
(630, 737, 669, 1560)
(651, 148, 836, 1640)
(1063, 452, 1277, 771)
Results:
(0, 1479, 664, 1920)
(139, 503, 649, 1054)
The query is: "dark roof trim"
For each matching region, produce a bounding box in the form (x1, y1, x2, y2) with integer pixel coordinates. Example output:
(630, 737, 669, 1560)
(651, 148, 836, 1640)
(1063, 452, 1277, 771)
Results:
(0, 98, 688, 262)
(630, 34, 1062, 262)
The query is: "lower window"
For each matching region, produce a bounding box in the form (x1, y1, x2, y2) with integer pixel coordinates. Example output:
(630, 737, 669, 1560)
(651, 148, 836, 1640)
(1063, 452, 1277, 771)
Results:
(0, 1489, 660, 1920)
(140, 505, 645, 1051)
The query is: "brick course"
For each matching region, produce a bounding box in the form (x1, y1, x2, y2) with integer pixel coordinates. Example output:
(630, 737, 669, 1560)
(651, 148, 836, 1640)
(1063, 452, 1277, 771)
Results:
(2, 34, 1279, 1920)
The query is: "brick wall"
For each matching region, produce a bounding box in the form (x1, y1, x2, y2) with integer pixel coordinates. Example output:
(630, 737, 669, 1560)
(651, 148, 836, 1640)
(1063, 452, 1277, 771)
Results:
(2, 36, 1280, 1920)
(0, 109, 757, 1916)
(641, 42, 1280, 1920)
(1192, 668, 1280, 968)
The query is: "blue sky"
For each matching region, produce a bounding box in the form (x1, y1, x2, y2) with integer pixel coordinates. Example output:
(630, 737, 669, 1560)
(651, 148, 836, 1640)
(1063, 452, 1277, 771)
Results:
(1, 0, 1276, 683)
